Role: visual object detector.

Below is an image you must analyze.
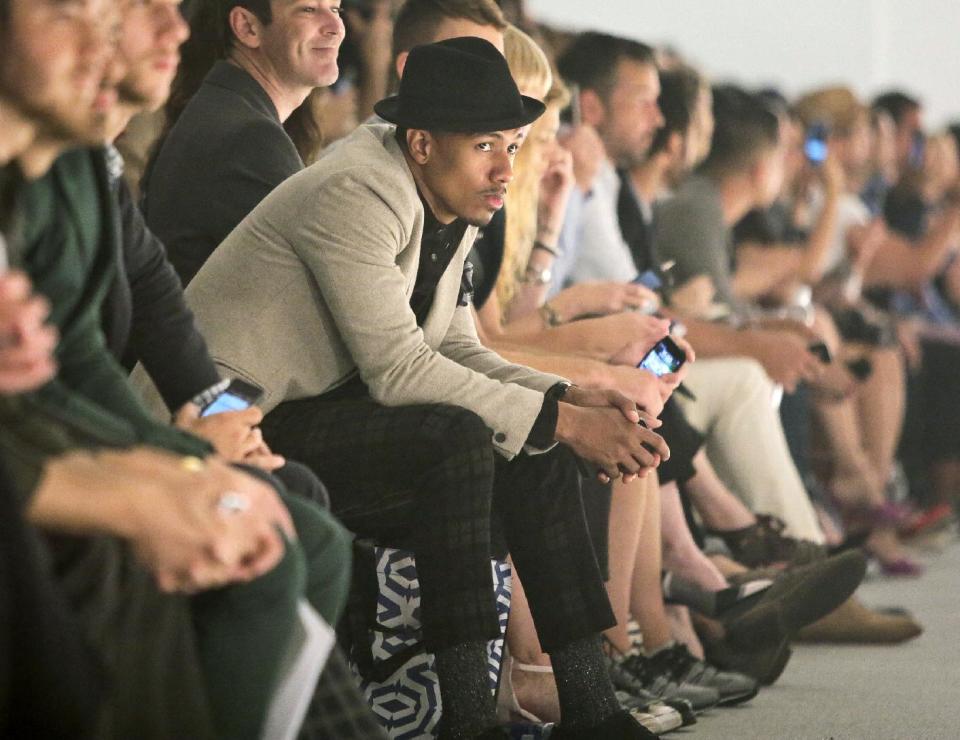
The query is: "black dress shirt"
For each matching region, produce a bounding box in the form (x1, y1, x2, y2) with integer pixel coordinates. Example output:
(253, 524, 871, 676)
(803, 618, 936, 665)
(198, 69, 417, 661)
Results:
(410, 195, 469, 326)
(411, 197, 559, 448)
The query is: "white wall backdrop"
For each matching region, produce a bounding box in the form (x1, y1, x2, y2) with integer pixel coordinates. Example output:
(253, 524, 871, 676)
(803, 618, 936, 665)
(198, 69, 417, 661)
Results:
(527, 0, 960, 127)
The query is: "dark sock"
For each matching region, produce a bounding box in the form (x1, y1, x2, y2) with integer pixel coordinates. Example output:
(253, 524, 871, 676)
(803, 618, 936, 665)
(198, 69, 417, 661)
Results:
(549, 635, 621, 730)
(434, 641, 496, 740)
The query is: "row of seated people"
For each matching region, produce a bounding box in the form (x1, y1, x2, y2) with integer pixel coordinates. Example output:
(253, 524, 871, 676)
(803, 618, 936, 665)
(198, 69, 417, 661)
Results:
(2, 0, 944, 738)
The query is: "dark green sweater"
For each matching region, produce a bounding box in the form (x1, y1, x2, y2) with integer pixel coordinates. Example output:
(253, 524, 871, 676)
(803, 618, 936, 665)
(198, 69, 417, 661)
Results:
(18, 148, 209, 460)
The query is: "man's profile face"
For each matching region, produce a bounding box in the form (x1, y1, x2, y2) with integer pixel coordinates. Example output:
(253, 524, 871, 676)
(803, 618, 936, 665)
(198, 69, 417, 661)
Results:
(420, 129, 524, 227)
(116, 0, 189, 111)
(601, 59, 664, 168)
(0, 0, 119, 142)
(258, 0, 346, 91)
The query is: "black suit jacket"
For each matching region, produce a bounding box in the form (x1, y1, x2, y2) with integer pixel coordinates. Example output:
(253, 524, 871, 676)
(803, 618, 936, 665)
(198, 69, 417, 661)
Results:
(142, 61, 303, 286)
(103, 172, 221, 412)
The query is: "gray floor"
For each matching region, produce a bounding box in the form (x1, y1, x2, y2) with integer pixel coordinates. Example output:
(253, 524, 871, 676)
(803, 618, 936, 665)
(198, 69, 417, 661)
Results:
(686, 537, 960, 740)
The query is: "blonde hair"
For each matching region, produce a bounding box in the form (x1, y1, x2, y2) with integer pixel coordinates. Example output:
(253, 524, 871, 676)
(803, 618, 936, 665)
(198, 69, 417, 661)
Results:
(504, 24, 553, 99)
(793, 86, 868, 137)
(497, 26, 558, 318)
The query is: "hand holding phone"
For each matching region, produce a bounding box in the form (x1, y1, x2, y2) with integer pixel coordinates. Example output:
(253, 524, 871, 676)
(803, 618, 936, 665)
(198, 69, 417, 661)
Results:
(200, 378, 265, 417)
(637, 336, 687, 377)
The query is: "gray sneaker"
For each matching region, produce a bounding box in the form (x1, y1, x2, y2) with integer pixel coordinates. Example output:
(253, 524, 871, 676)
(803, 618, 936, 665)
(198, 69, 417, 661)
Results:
(646, 643, 758, 706)
(614, 651, 720, 713)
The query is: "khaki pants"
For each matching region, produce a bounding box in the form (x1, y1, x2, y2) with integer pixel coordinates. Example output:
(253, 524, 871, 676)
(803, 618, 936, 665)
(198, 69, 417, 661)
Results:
(677, 358, 825, 543)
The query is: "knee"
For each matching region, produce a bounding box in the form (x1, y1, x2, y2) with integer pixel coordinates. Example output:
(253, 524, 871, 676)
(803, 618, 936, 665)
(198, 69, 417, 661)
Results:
(421, 405, 495, 462)
(274, 460, 331, 509)
(232, 535, 308, 615)
(283, 494, 354, 621)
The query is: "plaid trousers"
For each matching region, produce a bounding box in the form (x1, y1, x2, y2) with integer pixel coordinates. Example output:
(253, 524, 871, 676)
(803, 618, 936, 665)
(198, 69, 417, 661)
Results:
(261, 395, 616, 654)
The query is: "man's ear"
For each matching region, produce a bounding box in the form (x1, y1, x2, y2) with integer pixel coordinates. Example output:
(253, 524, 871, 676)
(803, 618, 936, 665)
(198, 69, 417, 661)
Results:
(406, 129, 433, 164)
(395, 52, 409, 81)
(228, 7, 264, 50)
(579, 88, 606, 128)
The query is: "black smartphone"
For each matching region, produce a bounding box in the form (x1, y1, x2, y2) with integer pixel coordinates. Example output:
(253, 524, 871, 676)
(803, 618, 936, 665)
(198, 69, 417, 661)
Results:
(200, 378, 264, 417)
(804, 122, 829, 165)
(808, 341, 833, 364)
(637, 336, 687, 377)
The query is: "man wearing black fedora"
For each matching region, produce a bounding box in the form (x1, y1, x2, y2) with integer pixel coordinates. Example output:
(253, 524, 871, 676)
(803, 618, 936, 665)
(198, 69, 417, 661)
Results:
(174, 36, 666, 739)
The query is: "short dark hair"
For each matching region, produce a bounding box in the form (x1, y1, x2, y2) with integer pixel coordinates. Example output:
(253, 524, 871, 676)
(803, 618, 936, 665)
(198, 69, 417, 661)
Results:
(392, 0, 507, 59)
(872, 90, 921, 126)
(557, 31, 656, 100)
(649, 66, 703, 157)
(700, 84, 779, 178)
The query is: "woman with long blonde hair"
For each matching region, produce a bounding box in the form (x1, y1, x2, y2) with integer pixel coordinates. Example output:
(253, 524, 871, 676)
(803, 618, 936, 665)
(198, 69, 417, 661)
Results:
(475, 27, 661, 338)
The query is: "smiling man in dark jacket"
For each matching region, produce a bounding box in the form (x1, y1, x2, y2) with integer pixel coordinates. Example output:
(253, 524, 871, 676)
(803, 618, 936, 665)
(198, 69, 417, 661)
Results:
(143, 0, 346, 285)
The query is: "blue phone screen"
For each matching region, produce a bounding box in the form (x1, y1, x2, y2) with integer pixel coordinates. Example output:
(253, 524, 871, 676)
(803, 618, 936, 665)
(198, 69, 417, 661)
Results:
(639, 342, 683, 377)
(804, 137, 828, 164)
(201, 392, 252, 417)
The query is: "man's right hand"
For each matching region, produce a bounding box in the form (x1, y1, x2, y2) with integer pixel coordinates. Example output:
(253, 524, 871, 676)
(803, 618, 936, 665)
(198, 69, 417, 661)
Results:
(555, 402, 670, 483)
(744, 329, 825, 393)
(174, 403, 285, 471)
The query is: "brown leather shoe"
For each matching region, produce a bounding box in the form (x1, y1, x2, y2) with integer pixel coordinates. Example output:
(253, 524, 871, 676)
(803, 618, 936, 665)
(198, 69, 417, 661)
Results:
(709, 514, 827, 568)
(796, 595, 924, 643)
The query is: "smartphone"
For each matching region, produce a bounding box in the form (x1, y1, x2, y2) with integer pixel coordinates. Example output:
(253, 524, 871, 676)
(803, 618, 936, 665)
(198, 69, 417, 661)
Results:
(804, 122, 829, 165)
(637, 336, 687, 377)
(200, 378, 264, 417)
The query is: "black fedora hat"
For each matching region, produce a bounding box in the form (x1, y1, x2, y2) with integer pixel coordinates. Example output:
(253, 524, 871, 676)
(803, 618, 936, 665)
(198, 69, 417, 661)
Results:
(374, 36, 545, 133)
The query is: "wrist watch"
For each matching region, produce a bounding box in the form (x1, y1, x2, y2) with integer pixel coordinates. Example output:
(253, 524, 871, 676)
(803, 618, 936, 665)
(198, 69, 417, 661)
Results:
(547, 381, 574, 401)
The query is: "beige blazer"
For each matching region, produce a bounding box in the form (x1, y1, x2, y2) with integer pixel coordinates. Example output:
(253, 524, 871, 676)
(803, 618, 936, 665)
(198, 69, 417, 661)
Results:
(133, 122, 563, 458)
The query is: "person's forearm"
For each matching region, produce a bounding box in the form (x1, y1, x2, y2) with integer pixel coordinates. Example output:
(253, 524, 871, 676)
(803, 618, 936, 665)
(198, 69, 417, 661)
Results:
(732, 245, 802, 299)
(505, 282, 552, 324)
(799, 188, 841, 283)
(490, 339, 612, 387)
(680, 317, 757, 361)
(866, 209, 960, 288)
(27, 452, 137, 538)
(503, 315, 636, 362)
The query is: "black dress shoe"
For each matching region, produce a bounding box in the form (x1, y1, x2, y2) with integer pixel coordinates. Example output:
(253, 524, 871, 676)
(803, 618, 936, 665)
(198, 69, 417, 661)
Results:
(723, 550, 868, 650)
(550, 711, 658, 739)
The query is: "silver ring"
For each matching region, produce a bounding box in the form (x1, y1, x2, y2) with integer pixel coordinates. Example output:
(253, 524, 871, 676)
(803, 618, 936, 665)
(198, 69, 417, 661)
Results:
(217, 491, 251, 515)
